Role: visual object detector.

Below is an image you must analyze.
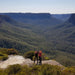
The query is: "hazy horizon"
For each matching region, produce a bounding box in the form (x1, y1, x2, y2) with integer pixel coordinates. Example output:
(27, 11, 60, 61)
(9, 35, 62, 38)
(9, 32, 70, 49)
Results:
(0, 0, 75, 14)
(0, 12, 74, 14)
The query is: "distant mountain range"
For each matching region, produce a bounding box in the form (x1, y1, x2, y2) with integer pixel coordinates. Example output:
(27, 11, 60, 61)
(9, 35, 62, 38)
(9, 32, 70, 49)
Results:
(0, 13, 75, 66)
(0, 13, 63, 27)
(52, 14, 71, 21)
(0, 13, 74, 53)
(43, 14, 75, 54)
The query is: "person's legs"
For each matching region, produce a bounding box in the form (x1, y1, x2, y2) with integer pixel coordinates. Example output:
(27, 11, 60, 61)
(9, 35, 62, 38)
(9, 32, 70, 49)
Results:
(40, 57, 42, 65)
(39, 56, 42, 65)
(34, 59, 35, 64)
(37, 57, 38, 64)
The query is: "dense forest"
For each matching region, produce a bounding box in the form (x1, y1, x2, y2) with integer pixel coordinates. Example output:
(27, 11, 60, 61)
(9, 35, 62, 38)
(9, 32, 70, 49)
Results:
(0, 13, 75, 66)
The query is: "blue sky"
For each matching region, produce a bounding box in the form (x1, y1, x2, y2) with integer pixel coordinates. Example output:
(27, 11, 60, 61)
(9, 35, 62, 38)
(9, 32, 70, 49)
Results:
(0, 0, 75, 14)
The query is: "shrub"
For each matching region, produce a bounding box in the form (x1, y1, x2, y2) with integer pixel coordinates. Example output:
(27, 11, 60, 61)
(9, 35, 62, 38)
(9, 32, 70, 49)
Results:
(41, 64, 61, 75)
(6, 64, 22, 75)
(43, 56, 50, 60)
(62, 67, 75, 75)
(7, 48, 18, 55)
(0, 48, 19, 55)
(2, 54, 8, 60)
(30, 65, 41, 75)
(0, 48, 8, 54)
(0, 64, 75, 75)
(0, 52, 4, 56)
(0, 52, 8, 61)
(24, 51, 34, 60)
(17, 65, 31, 75)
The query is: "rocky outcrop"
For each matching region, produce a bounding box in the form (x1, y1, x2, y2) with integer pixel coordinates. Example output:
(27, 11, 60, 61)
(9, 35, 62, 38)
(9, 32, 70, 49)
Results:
(0, 55, 63, 69)
(0, 55, 33, 69)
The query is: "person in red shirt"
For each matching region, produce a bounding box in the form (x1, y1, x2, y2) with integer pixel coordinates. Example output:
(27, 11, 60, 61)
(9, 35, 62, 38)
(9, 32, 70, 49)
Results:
(38, 50, 42, 65)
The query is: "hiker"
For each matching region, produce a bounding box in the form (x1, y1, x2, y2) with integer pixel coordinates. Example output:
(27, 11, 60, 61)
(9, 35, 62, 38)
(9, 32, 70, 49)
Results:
(33, 55, 35, 64)
(34, 51, 39, 64)
(38, 50, 42, 65)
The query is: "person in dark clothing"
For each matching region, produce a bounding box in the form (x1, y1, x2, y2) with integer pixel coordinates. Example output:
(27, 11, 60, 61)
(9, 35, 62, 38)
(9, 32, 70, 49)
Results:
(34, 51, 39, 64)
(38, 50, 42, 65)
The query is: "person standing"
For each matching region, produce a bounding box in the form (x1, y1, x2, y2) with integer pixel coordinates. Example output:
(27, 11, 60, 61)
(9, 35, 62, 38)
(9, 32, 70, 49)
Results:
(38, 50, 42, 65)
(34, 51, 39, 64)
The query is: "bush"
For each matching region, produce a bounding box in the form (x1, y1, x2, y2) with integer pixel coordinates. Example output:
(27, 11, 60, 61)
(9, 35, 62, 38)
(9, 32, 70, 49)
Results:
(30, 65, 41, 75)
(0, 52, 4, 56)
(43, 56, 49, 60)
(0, 52, 8, 61)
(2, 54, 8, 60)
(24, 51, 34, 60)
(0, 48, 8, 54)
(44, 57, 50, 60)
(17, 65, 31, 75)
(0, 64, 75, 75)
(6, 64, 22, 75)
(41, 64, 61, 75)
(62, 67, 75, 75)
(41, 53, 50, 60)
(0, 48, 19, 55)
(7, 48, 18, 55)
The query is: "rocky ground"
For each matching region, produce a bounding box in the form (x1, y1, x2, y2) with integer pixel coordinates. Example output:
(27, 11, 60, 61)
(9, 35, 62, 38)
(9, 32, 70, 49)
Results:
(0, 55, 63, 69)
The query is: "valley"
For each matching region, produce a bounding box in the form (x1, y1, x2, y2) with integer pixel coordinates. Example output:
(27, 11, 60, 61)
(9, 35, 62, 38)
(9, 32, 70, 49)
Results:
(0, 13, 75, 66)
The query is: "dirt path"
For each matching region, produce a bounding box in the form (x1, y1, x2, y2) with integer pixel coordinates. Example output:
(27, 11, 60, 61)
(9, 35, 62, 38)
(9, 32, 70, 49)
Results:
(0, 55, 63, 69)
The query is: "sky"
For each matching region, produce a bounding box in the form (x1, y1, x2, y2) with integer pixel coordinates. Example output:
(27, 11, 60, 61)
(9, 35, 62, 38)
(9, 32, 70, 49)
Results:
(0, 0, 75, 14)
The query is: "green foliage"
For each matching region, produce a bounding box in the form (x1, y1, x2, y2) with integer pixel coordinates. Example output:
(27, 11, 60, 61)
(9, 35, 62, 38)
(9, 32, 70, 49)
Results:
(17, 65, 31, 75)
(30, 65, 41, 75)
(0, 48, 19, 60)
(42, 53, 50, 60)
(0, 69, 8, 75)
(44, 56, 50, 60)
(24, 51, 34, 60)
(0, 48, 19, 55)
(0, 48, 8, 54)
(62, 67, 75, 75)
(50, 50, 75, 67)
(0, 64, 75, 75)
(40, 64, 61, 75)
(6, 64, 22, 75)
(0, 52, 8, 60)
(7, 48, 18, 55)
